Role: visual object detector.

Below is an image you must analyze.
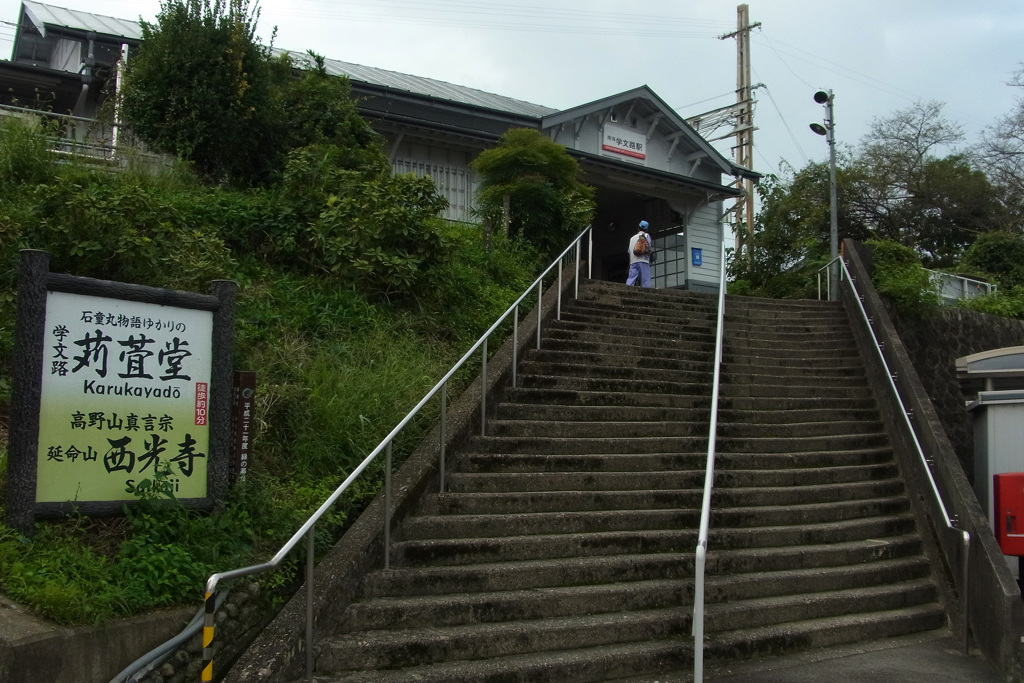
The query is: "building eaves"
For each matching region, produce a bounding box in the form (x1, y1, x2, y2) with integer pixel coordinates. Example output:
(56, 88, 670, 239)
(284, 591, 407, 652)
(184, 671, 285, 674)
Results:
(21, 0, 142, 41)
(570, 148, 743, 200)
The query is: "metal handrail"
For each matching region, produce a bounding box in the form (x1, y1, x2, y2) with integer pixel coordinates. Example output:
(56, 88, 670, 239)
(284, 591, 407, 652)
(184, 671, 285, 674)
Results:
(0, 102, 165, 164)
(691, 236, 729, 681)
(818, 254, 971, 654)
(188, 226, 593, 682)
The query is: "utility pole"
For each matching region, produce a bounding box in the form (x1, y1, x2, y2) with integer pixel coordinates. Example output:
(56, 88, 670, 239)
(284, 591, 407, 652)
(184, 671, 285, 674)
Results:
(720, 5, 760, 267)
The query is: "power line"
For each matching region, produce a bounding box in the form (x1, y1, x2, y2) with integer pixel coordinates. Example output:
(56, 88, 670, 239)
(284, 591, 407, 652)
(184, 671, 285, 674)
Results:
(675, 90, 737, 113)
(757, 82, 809, 166)
(294, 0, 734, 31)
(262, 0, 734, 38)
(754, 31, 920, 102)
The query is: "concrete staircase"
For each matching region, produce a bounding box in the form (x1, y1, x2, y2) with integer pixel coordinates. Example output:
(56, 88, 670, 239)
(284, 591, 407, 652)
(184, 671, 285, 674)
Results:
(309, 280, 946, 682)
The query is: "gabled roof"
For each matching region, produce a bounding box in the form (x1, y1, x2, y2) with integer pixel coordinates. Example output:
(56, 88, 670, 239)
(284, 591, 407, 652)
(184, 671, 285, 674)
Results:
(20, 0, 142, 41)
(542, 85, 758, 181)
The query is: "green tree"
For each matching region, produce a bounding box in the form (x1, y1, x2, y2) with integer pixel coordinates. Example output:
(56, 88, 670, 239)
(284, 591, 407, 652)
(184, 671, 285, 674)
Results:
(472, 128, 595, 255)
(120, 0, 277, 185)
(845, 101, 1000, 266)
(960, 230, 1024, 289)
(734, 154, 868, 296)
(748, 100, 1001, 290)
(272, 51, 385, 173)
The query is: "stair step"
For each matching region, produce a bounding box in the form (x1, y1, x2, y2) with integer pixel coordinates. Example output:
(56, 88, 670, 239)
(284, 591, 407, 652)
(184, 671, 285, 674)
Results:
(313, 640, 687, 683)
(364, 536, 926, 599)
(704, 606, 947, 664)
(401, 496, 907, 541)
(485, 418, 884, 439)
(364, 553, 695, 598)
(705, 580, 937, 631)
(452, 446, 894, 473)
(343, 579, 686, 631)
(438, 480, 905, 514)
(463, 434, 891, 457)
(704, 556, 932, 603)
(317, 608, 690, 673)
(390, 514, 916, 567)
(518, 360, 711, 384)
(502, 386, 710, 408)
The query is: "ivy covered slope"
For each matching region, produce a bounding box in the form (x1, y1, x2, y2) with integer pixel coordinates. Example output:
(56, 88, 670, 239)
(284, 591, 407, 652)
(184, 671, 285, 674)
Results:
(0, 114, 541, 625)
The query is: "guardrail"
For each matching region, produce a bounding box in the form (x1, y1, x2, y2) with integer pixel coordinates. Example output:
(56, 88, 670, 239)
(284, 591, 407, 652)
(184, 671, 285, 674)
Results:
(691, 236, 729, 681)
(925, 269, 996, 303)
(817, 255, 971, 655)
(181, 226, 593, 682)
(0, 103, 166, 166)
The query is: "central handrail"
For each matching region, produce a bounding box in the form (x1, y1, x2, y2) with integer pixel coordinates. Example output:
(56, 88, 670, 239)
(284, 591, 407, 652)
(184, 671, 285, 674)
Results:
(116, 226, 593, 683)
(692, 236, 729, 681)
(818, 254, 971, 655)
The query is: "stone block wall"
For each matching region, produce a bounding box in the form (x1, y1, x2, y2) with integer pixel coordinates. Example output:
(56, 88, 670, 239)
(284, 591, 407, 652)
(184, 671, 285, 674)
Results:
(887, 304, 1024, 483)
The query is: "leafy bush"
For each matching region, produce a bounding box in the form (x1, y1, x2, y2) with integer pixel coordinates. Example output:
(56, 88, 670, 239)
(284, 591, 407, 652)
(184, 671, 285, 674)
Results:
(866, 239, 940, 316)
(120, 0, 277, 185)
(960, 231, 1024, 290)
(958, 286, 1024, 319)
(472, 128, 595, 256)
(310, 171, 451, 298)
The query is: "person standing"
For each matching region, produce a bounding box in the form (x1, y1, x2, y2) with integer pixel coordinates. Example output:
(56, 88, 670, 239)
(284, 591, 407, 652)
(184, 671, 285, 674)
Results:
(626, 220, 653, 288)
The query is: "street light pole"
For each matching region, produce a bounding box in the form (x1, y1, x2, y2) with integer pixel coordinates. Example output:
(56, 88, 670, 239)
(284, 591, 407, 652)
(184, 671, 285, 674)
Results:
(810, 89, 838, 300)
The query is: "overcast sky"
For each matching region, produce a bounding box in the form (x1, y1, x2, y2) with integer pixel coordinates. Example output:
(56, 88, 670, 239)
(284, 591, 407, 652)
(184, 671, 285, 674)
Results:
(2, 0, 1023, 181)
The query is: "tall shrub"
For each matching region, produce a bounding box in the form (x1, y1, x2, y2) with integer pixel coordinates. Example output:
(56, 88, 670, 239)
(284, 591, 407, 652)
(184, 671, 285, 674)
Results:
(472, 128, 594, 256)
(119, 0, 277, 185)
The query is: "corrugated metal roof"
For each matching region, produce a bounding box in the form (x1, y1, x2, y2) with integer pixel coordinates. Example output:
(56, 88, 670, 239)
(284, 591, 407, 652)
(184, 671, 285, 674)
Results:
(21, 2, 554, 119)
(22, 0, 143, 40)
(278, 49, 557, 119)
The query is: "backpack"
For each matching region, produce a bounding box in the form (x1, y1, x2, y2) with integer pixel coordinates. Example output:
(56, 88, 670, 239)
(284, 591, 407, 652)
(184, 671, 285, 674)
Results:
(632, 233, 650, 257)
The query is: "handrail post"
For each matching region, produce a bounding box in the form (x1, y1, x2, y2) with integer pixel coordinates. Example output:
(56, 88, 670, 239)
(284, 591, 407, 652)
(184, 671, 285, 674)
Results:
(305, 525, 315, 679)
(961, 529, 971, 655)
(693, 544, 706, 680)
(481, 337, 488, 437)
(439, 383, 447, 493)
(575, 236, 581, 300)
(384, 441, 392, 569)
(201, 590, 216, 682)
(512, 307, 519, 388)
(588, 228, 593, 280)
(557, 258, 563, 321)
(537, 280, 543, 350)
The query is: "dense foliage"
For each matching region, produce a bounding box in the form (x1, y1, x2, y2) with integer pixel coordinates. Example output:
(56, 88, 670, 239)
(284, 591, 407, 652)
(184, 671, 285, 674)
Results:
(472, 128, 595, 256)
(736, 99, 1021, 299)
(864, 239, 940, 316)
(0, 112, 539, 624)
(120, 0, 277, 185)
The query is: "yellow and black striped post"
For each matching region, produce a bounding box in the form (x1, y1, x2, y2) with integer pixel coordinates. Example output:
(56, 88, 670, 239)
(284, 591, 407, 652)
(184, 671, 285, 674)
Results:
(202, 591, 216, 681)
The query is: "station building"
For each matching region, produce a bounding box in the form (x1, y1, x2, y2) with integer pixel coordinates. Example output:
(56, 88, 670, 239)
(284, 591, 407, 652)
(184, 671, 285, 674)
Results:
(1, 0, 759, 292)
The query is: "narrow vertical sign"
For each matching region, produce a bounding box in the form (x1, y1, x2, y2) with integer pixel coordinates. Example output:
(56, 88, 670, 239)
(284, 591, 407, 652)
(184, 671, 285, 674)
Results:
(232, 371, 256, 482)
(37, 291, 214, 502)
